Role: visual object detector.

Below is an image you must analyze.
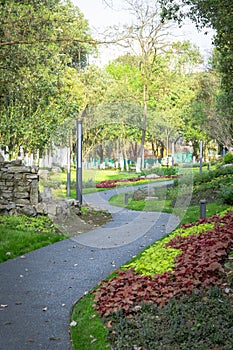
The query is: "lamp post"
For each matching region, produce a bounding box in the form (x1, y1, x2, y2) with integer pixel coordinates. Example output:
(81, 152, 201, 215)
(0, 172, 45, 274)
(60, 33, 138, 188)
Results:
(67, 143, 71, 197)
(172, 141, 175, 168)
(200, 140, 203, 174)
(76, 120, 82, 204)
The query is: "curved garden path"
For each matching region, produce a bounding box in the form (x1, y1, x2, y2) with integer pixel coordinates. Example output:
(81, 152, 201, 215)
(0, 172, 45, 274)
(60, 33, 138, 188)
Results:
(0, 181, 179, 350)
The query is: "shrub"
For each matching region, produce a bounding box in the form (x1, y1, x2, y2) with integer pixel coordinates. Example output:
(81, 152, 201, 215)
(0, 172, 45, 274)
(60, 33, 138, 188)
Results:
(107, 288, 233, 350)
(82, 179, 95, 188)
(224, 152, 233, 164)
(141, 167, 177, 177)
(218, 185, 233, 204)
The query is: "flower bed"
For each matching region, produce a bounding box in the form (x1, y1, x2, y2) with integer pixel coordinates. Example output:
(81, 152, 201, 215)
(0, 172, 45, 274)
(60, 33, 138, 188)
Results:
(93, 210, 233, 317)
(95, 175, 178, 188)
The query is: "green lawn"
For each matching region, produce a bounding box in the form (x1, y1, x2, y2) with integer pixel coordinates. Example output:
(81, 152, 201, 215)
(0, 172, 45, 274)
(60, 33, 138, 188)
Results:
(40, 168, 141, 198)
(71, 293, 110, 350)
(41, 168, 173, 198)
(109, 191, 229, 225)
(0, 215, 67, 263)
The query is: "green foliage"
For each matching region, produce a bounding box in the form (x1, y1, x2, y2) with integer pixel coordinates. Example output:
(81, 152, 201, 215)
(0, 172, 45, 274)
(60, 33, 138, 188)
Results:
(172, 165, 233, 207)
(127, 222, 214, 276)
(179, 203, 230, 225)
(224, 153, 233, 164)
(181, 72, 218, 157)
(0, 215, 58, 234)
(141, 167, 177, 177)
(218, 185, 233, 205)
(193, 166, 233, 185)
(107, 288, 233, 350)
(0, 215, 67, 262)
(82, 179, 95, 188)
(70, 293, 110, 350)
(160, 0, 233, 142)
(0, 0, 93, 156)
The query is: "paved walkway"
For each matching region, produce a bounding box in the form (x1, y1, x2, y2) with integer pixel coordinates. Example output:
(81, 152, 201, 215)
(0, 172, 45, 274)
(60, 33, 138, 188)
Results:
(0, 182, 179, 350)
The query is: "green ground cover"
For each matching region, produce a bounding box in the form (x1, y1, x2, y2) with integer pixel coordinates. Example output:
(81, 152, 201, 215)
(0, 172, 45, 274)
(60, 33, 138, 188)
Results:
(0, 215, 67, 263)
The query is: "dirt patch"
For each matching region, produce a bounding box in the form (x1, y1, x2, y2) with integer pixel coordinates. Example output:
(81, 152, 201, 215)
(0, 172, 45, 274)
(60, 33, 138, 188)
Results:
(53, 207, 112, 237)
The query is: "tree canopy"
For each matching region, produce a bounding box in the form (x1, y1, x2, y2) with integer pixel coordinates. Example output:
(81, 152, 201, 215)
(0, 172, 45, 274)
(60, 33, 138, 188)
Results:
(159, 0, 232, 150)
(0, 0, 93, 157)
(160, 0, 233, 93)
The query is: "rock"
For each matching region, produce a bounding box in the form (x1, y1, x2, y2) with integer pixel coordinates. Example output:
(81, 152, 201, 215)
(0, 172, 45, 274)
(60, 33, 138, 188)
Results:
(51, 167, 62, 174)
(145, 173, 160, 179)
(18, 205, 37, 217)
(36, 202, 48, 215)
(38, 169, 50, 180)
(133, 189, 147, 201)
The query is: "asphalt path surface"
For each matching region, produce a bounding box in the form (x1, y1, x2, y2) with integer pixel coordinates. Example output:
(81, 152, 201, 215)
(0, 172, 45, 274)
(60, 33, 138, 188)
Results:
(0, 181, 179, 350)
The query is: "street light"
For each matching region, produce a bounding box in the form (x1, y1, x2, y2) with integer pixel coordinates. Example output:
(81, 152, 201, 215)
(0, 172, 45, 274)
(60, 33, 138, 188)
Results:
(76, 119, 82, 204)
(200, 140, 203, 174)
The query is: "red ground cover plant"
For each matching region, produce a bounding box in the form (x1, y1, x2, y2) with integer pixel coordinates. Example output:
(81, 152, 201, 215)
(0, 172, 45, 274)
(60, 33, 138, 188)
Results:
(93, 211, 233, 317)
(95, 176, 178, 188)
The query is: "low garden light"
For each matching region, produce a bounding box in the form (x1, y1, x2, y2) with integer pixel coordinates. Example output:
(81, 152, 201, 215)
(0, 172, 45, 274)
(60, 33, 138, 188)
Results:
(200, 199, 206, 219)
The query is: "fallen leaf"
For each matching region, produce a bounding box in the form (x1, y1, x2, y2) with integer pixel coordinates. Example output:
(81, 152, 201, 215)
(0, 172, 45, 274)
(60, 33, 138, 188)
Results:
(49, 337, 61, 341)
(105, 320, 112, 328)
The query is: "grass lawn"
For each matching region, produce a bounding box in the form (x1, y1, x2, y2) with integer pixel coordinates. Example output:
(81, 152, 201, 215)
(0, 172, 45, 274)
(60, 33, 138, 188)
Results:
(109, 191, 229, 225)
(0, 215, 68, 263)
(71, 293, 110, 350)
(41, 168, 173, 198)
(40, 168, 141, 198)
(42, 168, 139, 187)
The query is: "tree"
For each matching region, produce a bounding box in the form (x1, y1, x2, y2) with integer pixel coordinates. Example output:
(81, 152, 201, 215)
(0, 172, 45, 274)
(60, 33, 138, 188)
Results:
(87, 40, 203, 164)
(181, 71, 219, 158)
(0, 0, 93, 158)
(100, 0, 174, 170)
(159, 0, 233, 136)
(209, 50, 233, 150)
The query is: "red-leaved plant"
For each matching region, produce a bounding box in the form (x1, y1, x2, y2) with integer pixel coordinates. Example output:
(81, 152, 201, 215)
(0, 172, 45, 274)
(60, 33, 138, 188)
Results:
(96, 176, 178, 188)
(93, 211, 233, 317)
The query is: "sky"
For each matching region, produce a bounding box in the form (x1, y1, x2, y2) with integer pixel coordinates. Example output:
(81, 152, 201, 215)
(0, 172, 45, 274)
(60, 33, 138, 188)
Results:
(72, 0, 215, 66)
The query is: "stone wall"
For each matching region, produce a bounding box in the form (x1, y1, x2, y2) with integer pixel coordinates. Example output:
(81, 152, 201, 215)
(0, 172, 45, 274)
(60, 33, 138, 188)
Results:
(0, 160, 81, 218)
(0, 160, 39, 216)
